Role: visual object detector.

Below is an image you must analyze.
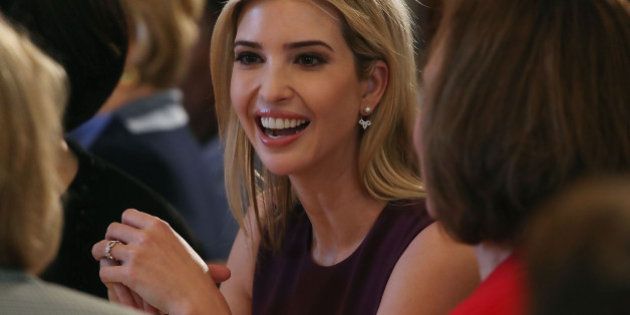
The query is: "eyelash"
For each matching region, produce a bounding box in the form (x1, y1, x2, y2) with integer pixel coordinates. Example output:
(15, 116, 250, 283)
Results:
(294, 53, 327, 67)
(233, 52, 328, 68)
(234, 52, 264, 65)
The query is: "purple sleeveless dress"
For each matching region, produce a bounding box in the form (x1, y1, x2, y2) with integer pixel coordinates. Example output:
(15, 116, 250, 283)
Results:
(252, 199, 433, 315)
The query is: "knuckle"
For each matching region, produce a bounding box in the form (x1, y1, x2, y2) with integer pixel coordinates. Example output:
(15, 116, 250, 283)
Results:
(105, 224, 117, 238)
(127, 247, 140, 263)
(121, 208, 136, 221)
(153, 218, 172, 233)
(125, 268, 139, 287)
(136, 233, 152, 247)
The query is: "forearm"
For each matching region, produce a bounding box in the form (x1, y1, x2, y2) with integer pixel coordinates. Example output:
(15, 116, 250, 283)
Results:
(173, 286, 232, 315)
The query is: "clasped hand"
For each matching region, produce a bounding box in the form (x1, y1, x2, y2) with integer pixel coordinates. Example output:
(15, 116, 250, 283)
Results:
(92, 209, 231, 314)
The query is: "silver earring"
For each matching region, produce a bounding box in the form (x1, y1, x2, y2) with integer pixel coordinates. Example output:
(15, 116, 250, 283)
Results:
(359, 106, 373, 130)
(359, 117, 372, 130)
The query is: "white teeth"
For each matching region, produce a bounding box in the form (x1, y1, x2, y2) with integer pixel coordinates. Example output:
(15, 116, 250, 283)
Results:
(261, 117, 308, 130)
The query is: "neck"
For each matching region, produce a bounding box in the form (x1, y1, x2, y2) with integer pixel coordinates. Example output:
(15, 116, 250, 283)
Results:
(99, 82, 157, 114)
(290, 150, 385, 266)
(474, 242, 512, 280)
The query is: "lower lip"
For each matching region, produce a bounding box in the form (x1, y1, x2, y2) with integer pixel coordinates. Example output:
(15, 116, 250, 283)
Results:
(258, 125, 306, 148)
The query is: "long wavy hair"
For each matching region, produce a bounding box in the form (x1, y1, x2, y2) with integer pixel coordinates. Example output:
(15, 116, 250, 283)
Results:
(211, 0, 423, 250)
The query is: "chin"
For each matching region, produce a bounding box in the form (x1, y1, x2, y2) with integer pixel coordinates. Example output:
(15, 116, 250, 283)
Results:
(258, 157, 298, 177)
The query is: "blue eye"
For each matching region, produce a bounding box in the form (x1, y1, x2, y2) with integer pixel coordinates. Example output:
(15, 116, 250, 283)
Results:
(235, 52, 263, 65)
(296, 54, 326, 67)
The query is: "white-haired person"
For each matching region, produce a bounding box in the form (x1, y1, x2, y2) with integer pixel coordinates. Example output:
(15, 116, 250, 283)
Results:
(0, 15, 139, 315)
(93, 1, 479, 314)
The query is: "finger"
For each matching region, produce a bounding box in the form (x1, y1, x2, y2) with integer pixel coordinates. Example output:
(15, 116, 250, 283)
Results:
(92, 240, 132, 261)
(112, 283, 140, 309)
(99, 263, 132, 285)
(131, 291, 145, 310)
(100, 259, 138, 308)
(101, 260, 121, 303)
(105, 222, 143, 244)
(121, 208, 160, 229)
(143, 301, 161, 314)
(208, 264, 231, 283)
(106, 284, 119, 303)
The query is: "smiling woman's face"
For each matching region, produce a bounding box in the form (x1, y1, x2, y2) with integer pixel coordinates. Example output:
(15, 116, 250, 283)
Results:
(230, 0, 367, 177)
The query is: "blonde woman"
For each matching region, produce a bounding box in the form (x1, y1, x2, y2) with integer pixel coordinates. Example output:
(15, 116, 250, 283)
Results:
(0, 16, 138, 315)
(93, 1, 479, 314)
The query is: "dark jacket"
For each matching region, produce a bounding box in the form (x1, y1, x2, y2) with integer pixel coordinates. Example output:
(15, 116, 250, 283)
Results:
(69, 89, 237, 260)
(41, 140, 202, 298)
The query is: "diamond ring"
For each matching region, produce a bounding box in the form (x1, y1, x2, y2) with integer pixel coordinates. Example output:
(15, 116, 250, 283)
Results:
(104, 240, 122, 260)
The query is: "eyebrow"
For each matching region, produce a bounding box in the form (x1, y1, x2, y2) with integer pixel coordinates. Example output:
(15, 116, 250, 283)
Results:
(233, 40, 335, 52)
(286, 40, 334, 52)
(234, 40, 261, 49)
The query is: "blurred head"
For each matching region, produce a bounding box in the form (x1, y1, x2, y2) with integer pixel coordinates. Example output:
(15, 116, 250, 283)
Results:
(0, 0, 127, 130)
(0, 15, 67, 274)
(179, 1, 227, 141)
(417, 0, 630, 245)
(121, 0, 205, 88)
(211, 0, 422, 248)
(526, 176, 630, 315)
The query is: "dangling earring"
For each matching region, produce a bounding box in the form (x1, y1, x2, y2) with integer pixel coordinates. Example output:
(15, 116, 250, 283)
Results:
(358, 107, 372, 130)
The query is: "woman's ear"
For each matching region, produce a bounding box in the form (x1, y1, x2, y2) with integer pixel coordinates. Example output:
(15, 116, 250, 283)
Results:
(360, 60, 389, 113)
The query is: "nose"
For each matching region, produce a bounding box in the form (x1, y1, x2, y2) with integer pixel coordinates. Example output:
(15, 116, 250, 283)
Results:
(258, 62, 293, 104)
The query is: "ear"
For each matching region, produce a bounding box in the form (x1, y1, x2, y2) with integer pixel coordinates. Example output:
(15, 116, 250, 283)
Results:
(360, 60, 388, 114)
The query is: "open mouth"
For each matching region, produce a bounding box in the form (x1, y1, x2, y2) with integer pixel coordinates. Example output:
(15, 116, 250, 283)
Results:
(258, 117, 311, 138)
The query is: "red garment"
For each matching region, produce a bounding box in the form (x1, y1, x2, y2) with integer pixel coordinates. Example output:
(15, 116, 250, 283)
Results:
(450, 254, 526, 315)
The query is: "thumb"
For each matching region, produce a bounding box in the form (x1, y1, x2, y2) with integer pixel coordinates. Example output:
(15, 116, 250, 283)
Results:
(207, 263, 231, 284)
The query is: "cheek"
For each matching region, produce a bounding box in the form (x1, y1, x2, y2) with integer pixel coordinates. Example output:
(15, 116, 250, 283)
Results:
(306, 74, 362, 122)
(230, 72, 252, 123)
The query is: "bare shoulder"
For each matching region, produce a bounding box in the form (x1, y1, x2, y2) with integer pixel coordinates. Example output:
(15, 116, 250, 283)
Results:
(377, 222, 480, 315)
(221, 208, 262, 315)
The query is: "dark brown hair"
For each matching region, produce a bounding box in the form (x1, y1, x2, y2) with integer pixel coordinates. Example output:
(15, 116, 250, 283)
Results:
(420, 0, 630, 245)
(525, 176, 630, 315)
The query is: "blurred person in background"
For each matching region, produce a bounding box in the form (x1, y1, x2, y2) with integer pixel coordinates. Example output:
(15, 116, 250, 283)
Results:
(0, 0, 203, 298)
(68, 0, 238, 261)
(526, 176, 630, 315)
(0, 15, 139, 315)
(416, 0, 630, 314)
(181, 0, 239, 261)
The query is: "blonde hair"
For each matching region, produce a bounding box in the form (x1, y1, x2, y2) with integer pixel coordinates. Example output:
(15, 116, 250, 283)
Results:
(211, 0, 423, 249)
(121, 0, 205, 88)
(0, 16, 67, 274)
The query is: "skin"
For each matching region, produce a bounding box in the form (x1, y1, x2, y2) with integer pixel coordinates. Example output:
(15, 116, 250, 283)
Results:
(93, 1, 479, 314)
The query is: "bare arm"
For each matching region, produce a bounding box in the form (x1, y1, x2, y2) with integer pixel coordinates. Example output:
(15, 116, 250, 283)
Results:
(221, 215, 261, 315)
(376, 222, 479, 315)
